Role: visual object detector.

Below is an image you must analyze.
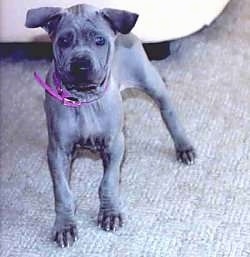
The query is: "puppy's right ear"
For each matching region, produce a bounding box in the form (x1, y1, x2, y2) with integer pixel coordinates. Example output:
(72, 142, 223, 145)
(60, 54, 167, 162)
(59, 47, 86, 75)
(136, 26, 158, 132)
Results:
(25, 7, 63, 37)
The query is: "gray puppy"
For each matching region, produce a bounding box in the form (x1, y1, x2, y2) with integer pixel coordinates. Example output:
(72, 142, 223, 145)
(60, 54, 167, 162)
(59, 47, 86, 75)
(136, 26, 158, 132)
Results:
(25, 4, 195, 248)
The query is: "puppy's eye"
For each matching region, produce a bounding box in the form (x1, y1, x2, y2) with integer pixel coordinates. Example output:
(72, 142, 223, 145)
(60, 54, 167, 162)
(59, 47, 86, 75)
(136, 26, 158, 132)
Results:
(58, 33, 73, 48)
(95, 36, 106, 46)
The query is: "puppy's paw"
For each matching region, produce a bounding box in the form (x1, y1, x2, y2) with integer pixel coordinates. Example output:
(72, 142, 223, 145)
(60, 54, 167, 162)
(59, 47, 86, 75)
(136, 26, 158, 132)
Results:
(176, 145, 196, 165)
(52, 219, 78, 248)
(97, 210, 123, 232)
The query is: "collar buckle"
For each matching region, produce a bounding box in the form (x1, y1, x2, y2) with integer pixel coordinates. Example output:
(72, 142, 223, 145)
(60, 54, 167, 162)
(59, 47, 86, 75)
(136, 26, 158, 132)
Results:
(63, 96, 81, 106)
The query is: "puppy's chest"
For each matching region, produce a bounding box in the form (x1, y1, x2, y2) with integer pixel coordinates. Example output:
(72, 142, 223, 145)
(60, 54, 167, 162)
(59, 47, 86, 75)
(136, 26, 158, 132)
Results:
(74, 102, 122, 149)
(78, 107, 105, 139)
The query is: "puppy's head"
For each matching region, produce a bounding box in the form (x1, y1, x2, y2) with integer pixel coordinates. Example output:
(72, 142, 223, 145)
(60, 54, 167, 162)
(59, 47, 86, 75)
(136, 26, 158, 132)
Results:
(25, 4, 138, 91)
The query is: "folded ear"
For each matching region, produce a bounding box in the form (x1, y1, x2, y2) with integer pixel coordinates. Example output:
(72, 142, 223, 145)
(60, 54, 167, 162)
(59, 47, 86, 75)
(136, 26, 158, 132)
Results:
(25, 7, 63, 36)
(101, 8, 138, 34)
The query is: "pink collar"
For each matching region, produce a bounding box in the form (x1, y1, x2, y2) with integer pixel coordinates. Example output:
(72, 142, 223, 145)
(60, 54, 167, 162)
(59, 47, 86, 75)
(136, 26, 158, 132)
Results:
(34, 72, 109, 107)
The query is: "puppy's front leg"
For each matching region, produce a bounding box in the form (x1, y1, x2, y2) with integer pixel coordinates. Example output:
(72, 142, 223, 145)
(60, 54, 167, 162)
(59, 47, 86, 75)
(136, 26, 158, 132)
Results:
(98, 133, 125, 232)
(47, 143, 78, 247)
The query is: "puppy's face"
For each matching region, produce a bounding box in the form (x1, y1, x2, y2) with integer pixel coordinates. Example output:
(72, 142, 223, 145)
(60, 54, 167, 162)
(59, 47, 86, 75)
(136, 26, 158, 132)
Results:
(52, 5, 114, 90)
(25, 4, 138, 92)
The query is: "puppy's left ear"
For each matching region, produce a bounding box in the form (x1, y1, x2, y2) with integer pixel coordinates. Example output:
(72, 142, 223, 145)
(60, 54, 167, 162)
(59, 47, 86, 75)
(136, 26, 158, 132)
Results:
(101, 8, 139, 34)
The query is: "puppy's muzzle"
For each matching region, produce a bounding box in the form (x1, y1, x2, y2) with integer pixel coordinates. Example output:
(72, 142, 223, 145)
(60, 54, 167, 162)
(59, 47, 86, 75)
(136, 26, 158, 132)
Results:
(70, 57, 92, 79)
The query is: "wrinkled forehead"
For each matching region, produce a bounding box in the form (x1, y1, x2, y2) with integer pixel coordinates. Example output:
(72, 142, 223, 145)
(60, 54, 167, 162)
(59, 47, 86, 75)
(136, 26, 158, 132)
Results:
(58, 4, 113, 36)
(67, 3, 99, 16)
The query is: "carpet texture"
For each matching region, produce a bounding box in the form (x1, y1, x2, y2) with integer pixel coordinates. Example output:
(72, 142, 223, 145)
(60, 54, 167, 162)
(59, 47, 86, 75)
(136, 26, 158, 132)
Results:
(0, 0, 249, 256)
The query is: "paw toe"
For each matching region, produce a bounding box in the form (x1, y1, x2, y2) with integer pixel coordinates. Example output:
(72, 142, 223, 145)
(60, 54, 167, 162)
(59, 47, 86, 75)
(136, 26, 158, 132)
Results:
(177, 147, 196, 165)
(98, 211, 123, 232)
(53, 224, 78, 248)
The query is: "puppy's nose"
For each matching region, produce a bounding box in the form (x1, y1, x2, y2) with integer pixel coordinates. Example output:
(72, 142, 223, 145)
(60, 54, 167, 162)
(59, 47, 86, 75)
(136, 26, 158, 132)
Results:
(70, 58, 92, 75)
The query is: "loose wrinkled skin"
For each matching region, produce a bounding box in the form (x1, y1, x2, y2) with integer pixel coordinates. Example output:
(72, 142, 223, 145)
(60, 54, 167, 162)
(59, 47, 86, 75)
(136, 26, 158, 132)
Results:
(25, 4, 195, 248)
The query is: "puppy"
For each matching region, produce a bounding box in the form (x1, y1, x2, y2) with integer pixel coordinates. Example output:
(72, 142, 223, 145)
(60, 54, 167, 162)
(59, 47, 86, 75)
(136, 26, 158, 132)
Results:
(25, 4, 195, 247)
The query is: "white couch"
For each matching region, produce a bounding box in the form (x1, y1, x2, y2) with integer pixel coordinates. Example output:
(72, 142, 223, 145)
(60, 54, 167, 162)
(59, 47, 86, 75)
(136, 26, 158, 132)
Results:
(0, 0, 230, 42)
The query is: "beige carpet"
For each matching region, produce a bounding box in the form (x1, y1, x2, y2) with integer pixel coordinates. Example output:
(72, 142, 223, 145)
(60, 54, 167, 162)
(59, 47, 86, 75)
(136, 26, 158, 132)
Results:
(0, 0, 249, 256)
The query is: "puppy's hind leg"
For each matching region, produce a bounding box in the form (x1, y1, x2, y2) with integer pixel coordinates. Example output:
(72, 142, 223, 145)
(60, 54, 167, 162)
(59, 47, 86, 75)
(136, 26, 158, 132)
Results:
(119, 38, 196, 164)
(138, 62, 195, 164)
